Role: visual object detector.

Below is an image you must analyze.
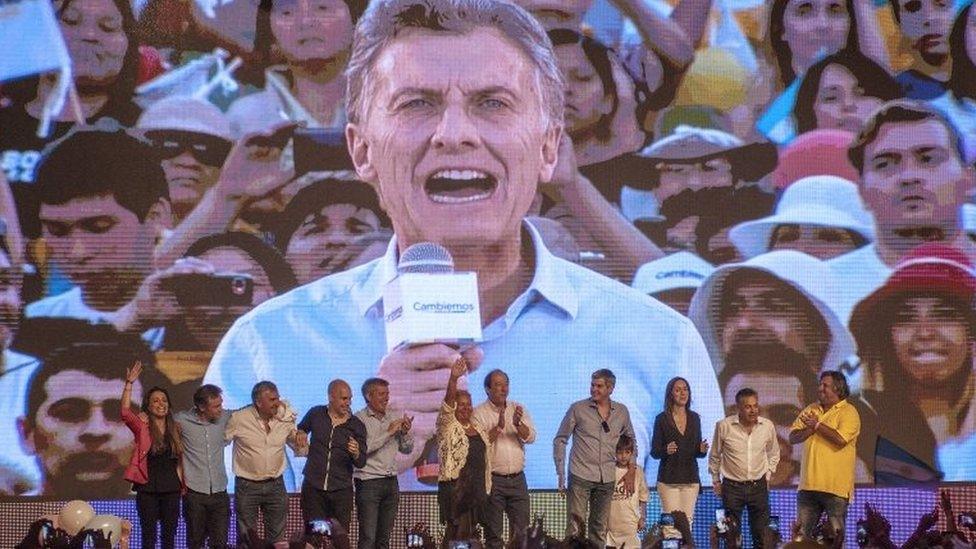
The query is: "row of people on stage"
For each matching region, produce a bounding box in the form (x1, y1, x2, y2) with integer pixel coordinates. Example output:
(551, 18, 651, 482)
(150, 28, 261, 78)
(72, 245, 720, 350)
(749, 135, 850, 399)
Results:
(119, 354, 860, 549)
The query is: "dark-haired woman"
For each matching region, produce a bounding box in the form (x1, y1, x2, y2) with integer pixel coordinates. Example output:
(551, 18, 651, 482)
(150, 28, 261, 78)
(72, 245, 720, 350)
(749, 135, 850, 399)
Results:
(122, 360, 184, 549)
(226, 0, 366, 135)
(931, 3, 976, 164)
(766, 0, 887, 90)
(650, 377, 708, 529)
(0, 0, 143, 239)
(793, 49, 903, 134)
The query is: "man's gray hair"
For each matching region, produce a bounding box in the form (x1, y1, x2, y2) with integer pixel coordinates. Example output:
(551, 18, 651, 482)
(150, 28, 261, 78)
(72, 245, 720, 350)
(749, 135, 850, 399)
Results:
(345, 0, 565, 129)
(251, 380, 278, 404)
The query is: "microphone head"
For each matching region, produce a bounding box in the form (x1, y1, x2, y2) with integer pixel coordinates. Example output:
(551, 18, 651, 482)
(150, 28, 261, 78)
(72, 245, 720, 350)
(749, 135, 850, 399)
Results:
(398, 242, 454, 274)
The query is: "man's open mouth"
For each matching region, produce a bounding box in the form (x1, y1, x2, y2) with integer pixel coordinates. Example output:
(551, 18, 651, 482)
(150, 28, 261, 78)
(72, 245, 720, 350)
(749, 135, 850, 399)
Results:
(425, 169, 498, 204)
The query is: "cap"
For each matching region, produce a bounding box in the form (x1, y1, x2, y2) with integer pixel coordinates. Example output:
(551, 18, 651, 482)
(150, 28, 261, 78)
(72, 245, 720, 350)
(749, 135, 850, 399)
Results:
(729, 175, 875, 259)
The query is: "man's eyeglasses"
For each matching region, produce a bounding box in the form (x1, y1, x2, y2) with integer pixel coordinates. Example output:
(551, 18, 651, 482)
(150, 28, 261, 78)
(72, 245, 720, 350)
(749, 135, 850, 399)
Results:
(601, 420, 610, 433)
(146, 130, 232, 167)
(46, 398, 124, 423)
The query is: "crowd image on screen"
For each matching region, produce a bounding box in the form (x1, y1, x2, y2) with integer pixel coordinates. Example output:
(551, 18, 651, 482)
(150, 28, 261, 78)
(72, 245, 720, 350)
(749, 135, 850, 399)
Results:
(4, 0, 976, 519)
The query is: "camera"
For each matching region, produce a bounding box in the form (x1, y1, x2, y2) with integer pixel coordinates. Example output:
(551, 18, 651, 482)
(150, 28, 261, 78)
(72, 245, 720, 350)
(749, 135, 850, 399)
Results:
(449, 541, 471, 549)
(307, 519, 332, 536)
(960, 514, 976, 528)
(856, 523, 868, 547)
(660, 513, 675, 527)
(715, 508, 728, 534)
(769, 515, 780, 534)
(406, 533, 425, 548)
(162, 273, 254, 307)
(293, 127, 354, 175)
(662, 538, 681, 549)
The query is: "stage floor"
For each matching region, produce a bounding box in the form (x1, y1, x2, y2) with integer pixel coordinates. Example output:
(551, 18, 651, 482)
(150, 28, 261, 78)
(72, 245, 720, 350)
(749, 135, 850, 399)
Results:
(2, 485, 972, 548)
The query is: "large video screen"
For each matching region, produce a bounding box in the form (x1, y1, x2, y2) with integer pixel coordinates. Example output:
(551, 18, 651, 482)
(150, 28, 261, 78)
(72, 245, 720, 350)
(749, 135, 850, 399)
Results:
(1, 0, 975, 500)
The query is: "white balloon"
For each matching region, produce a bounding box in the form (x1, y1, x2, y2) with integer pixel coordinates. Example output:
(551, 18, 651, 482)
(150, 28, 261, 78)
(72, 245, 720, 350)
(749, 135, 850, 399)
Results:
(58, 500, 95, 536)
(85, 514, 122, 547)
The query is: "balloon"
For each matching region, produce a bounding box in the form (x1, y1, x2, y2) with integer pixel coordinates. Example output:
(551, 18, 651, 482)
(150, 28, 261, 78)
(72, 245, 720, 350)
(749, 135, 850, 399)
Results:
(58, 500, 95, 536)
(85, 514, 122, 547)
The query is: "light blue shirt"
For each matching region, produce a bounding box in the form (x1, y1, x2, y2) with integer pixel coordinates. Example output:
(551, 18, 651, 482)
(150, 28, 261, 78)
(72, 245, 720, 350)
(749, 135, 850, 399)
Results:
(204, 223, 723, 490)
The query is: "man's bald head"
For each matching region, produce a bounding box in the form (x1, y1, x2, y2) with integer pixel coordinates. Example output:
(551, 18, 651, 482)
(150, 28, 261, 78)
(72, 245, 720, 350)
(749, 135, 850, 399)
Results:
(327, 379, 353, 417)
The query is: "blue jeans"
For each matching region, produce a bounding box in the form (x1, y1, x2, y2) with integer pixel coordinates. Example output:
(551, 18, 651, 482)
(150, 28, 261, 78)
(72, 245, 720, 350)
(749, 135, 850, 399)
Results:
(356, 477, 400, 549)
(566, 474, 614, 548)
(797, 490, 849, 544)
(235, 476, 288, 544)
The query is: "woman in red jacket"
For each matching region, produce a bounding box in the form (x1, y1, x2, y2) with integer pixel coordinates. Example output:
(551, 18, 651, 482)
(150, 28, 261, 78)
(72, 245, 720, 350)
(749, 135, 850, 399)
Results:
(121, 361, 184, 549)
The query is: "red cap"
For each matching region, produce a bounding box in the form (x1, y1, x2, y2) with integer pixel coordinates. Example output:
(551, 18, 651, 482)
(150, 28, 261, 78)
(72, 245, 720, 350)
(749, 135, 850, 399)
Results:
(772, 130, 859, 190)
(850, 243, 976, 353)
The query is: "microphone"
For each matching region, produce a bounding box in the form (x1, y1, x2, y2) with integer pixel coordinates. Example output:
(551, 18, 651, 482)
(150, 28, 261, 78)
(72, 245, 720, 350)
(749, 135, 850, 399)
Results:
(382, 242, 482, 352)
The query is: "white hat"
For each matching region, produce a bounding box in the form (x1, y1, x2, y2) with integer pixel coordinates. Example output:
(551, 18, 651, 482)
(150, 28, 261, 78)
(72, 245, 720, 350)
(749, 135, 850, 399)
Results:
(688, 249, 856, 378)
(729, 175, 875, 259)
(136, 96, 233, 141)
(632, 251, 714, 295)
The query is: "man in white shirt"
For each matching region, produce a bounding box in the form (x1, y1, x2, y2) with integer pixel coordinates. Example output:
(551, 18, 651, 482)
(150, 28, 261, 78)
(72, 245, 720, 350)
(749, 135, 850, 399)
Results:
(708, 387, 779, 549)
(830, 101, 976, 319)
(225, 381, 304, 545)
(29, 125, 173, 349)
(205, 0, 722, 493)
(471, 369, 537, 548)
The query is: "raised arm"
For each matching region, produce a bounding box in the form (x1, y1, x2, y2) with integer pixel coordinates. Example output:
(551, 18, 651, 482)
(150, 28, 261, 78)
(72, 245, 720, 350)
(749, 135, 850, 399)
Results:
(609, 0, 696, 67)
(120, 361, 143, 433)
(444, 355, 467, 407)
(853, 0, 892, 72)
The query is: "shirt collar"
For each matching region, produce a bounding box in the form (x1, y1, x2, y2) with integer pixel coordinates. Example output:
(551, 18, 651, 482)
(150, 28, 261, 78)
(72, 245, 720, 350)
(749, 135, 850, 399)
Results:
(351, 220, 580, 320)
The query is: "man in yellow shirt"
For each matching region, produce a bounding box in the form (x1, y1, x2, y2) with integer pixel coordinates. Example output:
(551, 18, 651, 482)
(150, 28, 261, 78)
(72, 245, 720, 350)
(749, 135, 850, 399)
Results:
(789, 371, 860, 544)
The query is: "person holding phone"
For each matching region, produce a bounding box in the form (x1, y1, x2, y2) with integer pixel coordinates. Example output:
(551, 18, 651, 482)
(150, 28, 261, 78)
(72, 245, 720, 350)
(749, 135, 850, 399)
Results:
(708, 387, 779, 549)
(651, 377, 708, 530)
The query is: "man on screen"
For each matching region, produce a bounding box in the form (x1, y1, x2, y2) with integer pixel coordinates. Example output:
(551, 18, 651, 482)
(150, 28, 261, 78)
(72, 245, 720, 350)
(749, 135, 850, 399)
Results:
(830, 101, 975, 321)
(204, 0, 722, 491)
(16, 327, 155, 498)
(689, 250, 857, 485)
(28, 124, 173, 349)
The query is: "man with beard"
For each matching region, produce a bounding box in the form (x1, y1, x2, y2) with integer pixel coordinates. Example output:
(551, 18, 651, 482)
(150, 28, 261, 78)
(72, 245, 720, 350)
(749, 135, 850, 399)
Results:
(651, 185, 775, 265)
(15, 327, 156, 498)
(689, 250, 859, 485)
(28, 124, 172, 349)
(831, 100, 975, 320)
(890, 0, 955, 100)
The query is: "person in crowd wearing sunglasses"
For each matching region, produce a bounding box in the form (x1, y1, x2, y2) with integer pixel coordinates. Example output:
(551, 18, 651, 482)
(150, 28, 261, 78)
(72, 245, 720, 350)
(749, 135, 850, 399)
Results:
(16, 326, 157, 498)
(554, 369, 636, 546)
(137, 97, 234, 224)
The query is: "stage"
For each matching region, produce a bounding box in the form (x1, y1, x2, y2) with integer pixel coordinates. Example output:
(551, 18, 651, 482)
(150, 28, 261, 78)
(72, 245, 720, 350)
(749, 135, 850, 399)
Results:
(2, 485, 972, 547)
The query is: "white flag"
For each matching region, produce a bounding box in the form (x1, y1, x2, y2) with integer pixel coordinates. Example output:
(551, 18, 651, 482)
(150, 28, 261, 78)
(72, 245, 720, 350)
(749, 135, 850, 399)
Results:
(0, 0, 70, 83)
